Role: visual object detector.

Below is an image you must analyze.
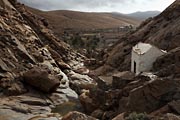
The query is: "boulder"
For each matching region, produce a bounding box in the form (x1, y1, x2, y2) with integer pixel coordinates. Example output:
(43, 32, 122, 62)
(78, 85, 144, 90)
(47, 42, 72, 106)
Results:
(23, 67, 60, 93)
(168, 100, 180, 114)
(112, 71, 135, 89)
(57, 61, 71, 70)
(91, 109, 104, 119)
(160, 113, 180, 120)
(122, 75, 151, 97)
(101, 111, 116, 120)
(62, 111, 98, 120)
(118, 97, 129, 113)
(112, 113, 125, 120)
(0, 108, 34, 120)
(153, 47, 180, 77)
(4, 82, 27, 96)
(69, 81, 96, 95)
(165, 113, 180, 120)
(127, 79, 180, 113)
(74, 67, 89, 75)
(97, 76, 112, 90)
(0, 58, 10, 72)
(68, 71, 96, 94)
(150, 105, 170, 116)
(79, 92, 99, 113)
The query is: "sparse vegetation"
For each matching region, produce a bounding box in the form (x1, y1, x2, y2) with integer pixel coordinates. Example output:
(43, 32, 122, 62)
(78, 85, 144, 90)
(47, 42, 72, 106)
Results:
(125, 112, 149, 120)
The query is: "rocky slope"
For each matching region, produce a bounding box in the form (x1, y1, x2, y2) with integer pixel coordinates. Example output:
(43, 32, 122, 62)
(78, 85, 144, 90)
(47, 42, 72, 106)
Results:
(95, 0, 180, 75)
(0, 0, 97, 120)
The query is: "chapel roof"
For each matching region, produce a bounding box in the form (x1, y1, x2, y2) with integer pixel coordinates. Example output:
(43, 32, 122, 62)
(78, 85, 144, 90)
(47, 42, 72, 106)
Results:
(133, 42, 152, 55)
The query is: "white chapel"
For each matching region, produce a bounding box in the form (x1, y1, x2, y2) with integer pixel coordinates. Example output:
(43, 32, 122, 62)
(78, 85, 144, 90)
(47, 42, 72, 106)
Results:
(131, 42, 166, 74)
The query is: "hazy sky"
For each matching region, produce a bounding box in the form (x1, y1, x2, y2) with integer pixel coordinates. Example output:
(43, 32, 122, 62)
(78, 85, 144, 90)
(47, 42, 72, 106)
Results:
(17, 0, 175, 13)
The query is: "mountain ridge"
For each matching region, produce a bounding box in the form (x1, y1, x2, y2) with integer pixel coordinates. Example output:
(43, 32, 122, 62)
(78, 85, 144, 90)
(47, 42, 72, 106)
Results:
(125, 10, 161, 20)
(26, 6, 140, 30)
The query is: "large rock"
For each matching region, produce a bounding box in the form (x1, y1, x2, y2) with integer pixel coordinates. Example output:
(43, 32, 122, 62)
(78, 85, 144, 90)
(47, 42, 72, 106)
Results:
(97, 76, 112, 90)
(68, 71, 96, 94)
(4, 82, 27, 96)
(23, 67, 60, 93)
(153, 47, 180, 77)
(0, 58, 10, 72)
(127, 79, 180, 113)
(153, 113, 180, 120)
(150, 105, 170, 116)
(0, 108, 34, 120)
(163, 113, 180, 120)
(79, 92, 99, 113)
(112, 71, 135, 89)
(62, 111, 98, 120)
(112, 113, 125, 120)
(168, 100, 180, 114)
(91, 109, 104, 119)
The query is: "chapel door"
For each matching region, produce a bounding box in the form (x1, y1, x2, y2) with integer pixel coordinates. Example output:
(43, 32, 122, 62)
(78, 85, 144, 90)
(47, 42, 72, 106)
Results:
(134, 61, 136, 73)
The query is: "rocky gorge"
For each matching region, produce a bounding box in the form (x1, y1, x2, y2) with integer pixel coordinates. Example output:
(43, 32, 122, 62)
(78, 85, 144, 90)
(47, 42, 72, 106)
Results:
(0, 0, 180, 120)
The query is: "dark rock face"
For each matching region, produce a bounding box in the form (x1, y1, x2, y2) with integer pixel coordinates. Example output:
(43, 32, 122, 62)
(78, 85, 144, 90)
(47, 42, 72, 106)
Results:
(127, 79, 180, 113)
(4, 81, 27, 96)
(112, 71, 135, 89)
(80, 74, 180, 119)
(91, 109, 104, 119)
(79, 92, 99, 113)
(168, 100, 180, 115)
(23, 67, 60, 93)
(153, 47, 180, 78)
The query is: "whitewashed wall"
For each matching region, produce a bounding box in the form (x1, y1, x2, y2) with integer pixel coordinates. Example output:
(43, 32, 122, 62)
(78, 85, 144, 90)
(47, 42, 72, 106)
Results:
(139, 46, 165, 73)
(131, 46, 165, 74)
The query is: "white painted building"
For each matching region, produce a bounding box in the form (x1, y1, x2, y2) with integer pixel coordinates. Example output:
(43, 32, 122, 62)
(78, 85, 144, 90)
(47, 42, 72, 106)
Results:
(131, 42, 166, 75)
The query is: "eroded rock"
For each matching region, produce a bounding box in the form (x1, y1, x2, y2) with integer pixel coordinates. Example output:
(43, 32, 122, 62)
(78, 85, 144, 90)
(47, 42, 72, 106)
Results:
(79, 92, 98, 113)
(112, 71, 135, 89)
(127, 79, 180, 113)
(23, 67, 60, 93)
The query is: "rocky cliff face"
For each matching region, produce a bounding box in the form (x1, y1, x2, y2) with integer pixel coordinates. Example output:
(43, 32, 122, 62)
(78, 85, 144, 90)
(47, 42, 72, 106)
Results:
(0, 0, 85, 93)
(0, 0, 97, 119)
(95, 0, 180, 75)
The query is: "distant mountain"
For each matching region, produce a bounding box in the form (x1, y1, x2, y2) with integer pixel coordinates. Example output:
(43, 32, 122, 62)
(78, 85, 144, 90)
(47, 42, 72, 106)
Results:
(25, 6, 140, 34)
(125, 11, 161, 20)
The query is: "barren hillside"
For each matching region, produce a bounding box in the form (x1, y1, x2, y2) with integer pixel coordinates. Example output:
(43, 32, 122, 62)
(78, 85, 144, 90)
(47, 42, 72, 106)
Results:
(26, 7, 140, 34)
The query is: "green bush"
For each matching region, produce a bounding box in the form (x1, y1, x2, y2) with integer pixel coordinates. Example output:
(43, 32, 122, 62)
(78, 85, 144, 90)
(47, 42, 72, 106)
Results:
(125, 112, 149, 120)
